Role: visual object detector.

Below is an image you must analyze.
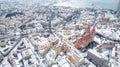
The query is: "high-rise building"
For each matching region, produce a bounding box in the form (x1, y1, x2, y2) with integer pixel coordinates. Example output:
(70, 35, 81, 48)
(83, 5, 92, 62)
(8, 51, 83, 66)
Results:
(117, 0, 120, 17)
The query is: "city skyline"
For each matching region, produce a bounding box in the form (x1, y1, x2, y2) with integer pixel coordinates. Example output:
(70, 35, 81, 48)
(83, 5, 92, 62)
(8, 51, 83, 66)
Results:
(0, 0, 119, 10)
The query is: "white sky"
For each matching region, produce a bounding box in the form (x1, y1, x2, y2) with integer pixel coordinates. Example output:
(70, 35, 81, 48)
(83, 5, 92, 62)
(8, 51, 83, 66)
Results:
(0, 0, 119, 10)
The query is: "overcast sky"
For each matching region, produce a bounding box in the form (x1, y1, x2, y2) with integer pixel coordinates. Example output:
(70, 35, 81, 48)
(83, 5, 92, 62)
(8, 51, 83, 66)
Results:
(0, 0, 119, 10)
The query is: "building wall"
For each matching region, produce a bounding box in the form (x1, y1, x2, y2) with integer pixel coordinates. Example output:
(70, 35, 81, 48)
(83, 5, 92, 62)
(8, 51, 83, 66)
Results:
(87, 50, 109, 67)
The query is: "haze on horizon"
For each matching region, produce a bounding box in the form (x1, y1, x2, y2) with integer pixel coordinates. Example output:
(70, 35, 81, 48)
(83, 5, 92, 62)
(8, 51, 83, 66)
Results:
(0, 0, 119, 10)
